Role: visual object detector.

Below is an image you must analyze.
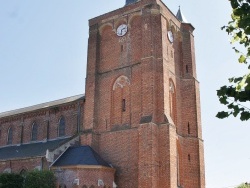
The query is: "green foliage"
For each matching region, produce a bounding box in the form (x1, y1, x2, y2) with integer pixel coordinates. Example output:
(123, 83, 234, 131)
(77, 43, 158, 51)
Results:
(0, 173, 24, 188)
(23, 170, 56, 188)
(0, 170, 56, 188)
(236, 183, 250, 188)
(217, 0, 250, 120)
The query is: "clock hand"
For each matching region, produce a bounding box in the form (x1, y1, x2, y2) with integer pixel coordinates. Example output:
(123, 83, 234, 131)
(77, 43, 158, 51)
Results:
(121, 27, 126, 34)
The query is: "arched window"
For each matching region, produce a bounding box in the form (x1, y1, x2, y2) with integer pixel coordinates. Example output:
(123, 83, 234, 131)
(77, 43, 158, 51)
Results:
(58, 117, 66, 137)
(82, 185, 87, 188)
(7, 127, 13, 145)
(20, 169, 27, 177)
(31, 122, 38, 141)
(169, 80, 177, 124)
(111, 75, 131, 126)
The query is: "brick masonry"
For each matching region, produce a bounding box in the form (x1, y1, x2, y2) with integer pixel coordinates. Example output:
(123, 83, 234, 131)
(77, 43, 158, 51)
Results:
(82, 0, 205, 187)
(0, 0, 205, 187)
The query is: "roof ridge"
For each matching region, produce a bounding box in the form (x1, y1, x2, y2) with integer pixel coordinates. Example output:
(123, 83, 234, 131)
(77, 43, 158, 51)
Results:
(0, 94, 85, 118)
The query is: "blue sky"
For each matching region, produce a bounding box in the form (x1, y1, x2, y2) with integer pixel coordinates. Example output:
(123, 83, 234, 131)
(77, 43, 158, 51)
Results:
(0, 1, 250, 187)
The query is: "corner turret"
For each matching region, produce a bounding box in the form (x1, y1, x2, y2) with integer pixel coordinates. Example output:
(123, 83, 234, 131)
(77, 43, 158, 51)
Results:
(176, 6, 188, 23)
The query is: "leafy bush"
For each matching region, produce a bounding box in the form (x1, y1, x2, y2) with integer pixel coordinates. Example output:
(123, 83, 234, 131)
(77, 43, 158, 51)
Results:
(0, 173, 24, 188)
(0, 170, 56, 188)
(23, 170, 56, 188)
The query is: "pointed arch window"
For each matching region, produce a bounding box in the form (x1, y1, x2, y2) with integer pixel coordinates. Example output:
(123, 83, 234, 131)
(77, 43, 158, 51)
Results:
(111, 75, 131, 126)
(20, 169, 27, 177)
(7, 127, 13, 145)
(58, 117, 66, 137)
(31, 122, 38, 141)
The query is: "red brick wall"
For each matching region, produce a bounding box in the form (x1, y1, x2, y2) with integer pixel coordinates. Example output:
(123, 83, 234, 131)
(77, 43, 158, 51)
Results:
(0, 157, 46, 173)
(83, 0, 205, 187)
(0, 1, 205, 187)
(53, 166, 115, 188)
(0, 100, 83, 147)
(0, 99, 84, 175)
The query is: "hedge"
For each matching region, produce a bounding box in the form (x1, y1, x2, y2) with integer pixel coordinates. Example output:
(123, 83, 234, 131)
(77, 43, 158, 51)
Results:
(24, 170, 56, 188)
(0, 173, 24, 188)
(0, 170, 56, 188)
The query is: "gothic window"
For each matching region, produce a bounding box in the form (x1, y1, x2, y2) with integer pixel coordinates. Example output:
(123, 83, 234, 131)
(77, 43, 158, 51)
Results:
(7, 127, 13, 145)
(112, 75, 130, 90)
(58, 116, 66, 137)
(31, 122, 38, 141)
(111, 75, 131, 126)
(169, 80, 177, 124)
(20, 169, 27, 177)
(46, 120, 50, 140)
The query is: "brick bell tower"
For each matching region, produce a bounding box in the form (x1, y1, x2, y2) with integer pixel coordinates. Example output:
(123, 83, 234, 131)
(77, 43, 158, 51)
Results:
(82, 0, 205, 187)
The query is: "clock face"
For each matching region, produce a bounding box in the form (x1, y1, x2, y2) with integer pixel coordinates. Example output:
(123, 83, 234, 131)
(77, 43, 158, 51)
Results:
(167, 31, 174, 43)
(116, 24, 128, 37)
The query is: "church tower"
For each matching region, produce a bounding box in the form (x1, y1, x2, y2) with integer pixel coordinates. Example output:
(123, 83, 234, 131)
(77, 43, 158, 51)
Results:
(82, 0, 205, 187)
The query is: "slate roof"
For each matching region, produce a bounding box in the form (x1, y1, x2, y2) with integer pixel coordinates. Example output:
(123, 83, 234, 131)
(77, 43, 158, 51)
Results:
(0, 94, 85, 118)
(0, 138, 71, 161)
(52, 146, 111, 167)
(176, 7, 188, 23)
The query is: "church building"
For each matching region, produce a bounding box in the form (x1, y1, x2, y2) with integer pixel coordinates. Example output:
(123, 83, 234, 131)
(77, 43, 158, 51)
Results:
(0, 0, 205, 187)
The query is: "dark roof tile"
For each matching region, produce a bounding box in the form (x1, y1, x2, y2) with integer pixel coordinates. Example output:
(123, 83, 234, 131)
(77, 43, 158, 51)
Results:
(52, 146, 110, 167)
(0, 138, 71, 160)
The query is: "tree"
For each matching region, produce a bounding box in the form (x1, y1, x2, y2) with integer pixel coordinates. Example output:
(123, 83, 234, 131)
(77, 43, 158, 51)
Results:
(236, 183, 250, 188)
(216, 0, 250, 121)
